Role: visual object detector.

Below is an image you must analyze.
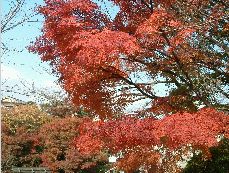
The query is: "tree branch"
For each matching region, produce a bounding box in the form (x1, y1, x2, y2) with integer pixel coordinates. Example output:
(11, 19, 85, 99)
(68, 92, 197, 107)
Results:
(160, 29, 213, 107)
(101, 67, 158, 99)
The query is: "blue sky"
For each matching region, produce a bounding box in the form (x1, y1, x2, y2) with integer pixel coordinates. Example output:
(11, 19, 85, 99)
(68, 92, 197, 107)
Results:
(1, 0, 62, 102)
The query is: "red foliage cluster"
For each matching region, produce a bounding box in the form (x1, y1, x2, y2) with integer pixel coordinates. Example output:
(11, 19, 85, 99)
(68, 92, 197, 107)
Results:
(38, 117, 108, 172)
(2, 125, 41, 172)
(76, 108, 228, 171)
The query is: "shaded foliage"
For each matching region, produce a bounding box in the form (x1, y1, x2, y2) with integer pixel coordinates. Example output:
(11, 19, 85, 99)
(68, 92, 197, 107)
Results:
(183, 138, 229, 173)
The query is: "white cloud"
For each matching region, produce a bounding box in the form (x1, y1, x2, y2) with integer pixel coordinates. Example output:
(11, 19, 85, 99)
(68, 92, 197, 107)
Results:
(1, 65, 22, 80)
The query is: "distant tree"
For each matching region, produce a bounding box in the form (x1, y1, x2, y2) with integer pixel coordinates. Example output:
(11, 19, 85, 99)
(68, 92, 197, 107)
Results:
(38, 117, 109, 172)
(1, 105, 50, 172)
(1, 104, 50, 132)
(36, 90, 89, 118)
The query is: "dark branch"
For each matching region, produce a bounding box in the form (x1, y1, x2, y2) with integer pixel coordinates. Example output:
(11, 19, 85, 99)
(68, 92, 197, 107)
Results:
(101, 67, 158, 99)
(141, 0, 154, 12)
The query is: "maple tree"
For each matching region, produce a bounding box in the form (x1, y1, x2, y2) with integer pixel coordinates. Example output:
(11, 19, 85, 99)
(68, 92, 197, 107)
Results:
(29, 0, 229, 172)
(30, 0, 228, 117)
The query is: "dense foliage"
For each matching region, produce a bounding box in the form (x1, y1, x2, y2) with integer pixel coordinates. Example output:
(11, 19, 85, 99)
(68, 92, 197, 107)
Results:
(4, 105, 226, 172)
(76, 108, 228, 172)
(30, 0, 228, 118)
(2, 104, 50, 132)
(38, 117, 108, 172)
(1, 105, 50, 172)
